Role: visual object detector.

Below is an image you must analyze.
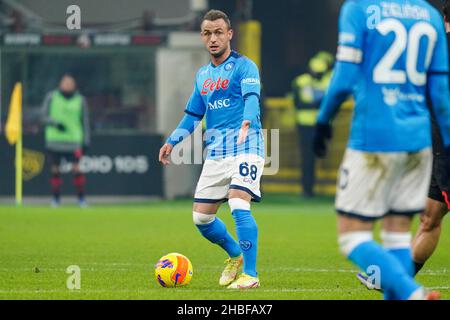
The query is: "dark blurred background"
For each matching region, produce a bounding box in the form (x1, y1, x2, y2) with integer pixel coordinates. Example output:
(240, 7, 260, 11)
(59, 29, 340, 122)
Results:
(0, 0, 446, 200)
(209, 0, 443, 96)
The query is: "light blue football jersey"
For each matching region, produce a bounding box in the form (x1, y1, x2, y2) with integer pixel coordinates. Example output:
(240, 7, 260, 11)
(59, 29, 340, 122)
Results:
(333, 0, 449, 152)
(185, 51, 264, 159)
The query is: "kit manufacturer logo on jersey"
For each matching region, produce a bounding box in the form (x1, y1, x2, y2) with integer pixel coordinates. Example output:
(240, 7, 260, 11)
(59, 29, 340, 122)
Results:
(201, 77, 230, 95)
(224, 62, 235, 71)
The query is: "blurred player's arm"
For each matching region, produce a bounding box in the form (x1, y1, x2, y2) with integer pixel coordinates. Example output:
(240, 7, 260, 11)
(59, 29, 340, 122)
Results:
(313, 62, 359, 157)
(238, 60, 261, 144)
(316, 62, 358, 124)
(314, 0, 364, 157)
(159, 81, 205, 165)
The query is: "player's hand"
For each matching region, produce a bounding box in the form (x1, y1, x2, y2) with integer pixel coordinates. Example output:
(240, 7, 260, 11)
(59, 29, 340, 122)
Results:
(237, 120, 251, 145)
(56, 122, 66, 132)
(159, 143, 174, 166)
(313, 123, 332, 158)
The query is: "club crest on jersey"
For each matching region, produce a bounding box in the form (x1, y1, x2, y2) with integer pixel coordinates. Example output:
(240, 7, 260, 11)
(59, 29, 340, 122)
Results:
(224, 62, 235, 71)
(201, 77, 230, 95)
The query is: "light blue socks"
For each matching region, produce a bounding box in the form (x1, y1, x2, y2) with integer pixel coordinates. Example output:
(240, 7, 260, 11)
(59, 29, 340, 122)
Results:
(232, 209, 258, 277)
(195, 212, 241, 258)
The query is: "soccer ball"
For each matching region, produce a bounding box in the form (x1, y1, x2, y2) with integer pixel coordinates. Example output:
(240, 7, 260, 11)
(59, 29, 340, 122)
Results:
(155, 253, 193, 287)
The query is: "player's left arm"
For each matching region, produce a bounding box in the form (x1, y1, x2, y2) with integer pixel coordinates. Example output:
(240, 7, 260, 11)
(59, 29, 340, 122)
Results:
(314, 0, 364, 157)
(238, 59, 261, 144)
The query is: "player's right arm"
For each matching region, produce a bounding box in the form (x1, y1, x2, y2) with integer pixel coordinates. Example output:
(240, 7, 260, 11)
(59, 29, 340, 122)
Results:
(159, 80, 206, 165)
(313, 0, 364, 157)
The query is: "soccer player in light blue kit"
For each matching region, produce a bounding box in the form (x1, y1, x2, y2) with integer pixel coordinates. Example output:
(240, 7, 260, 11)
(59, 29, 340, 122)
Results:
(158, 10, 264, 289)
(313, 0, 450, 299)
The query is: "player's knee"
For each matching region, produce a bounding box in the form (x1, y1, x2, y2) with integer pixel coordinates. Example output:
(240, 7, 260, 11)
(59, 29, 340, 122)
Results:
(380, 231, 411, 248)
(192, 211, 215, 225)
(338, 231, 373, 257)
(228, 198, 250, 212)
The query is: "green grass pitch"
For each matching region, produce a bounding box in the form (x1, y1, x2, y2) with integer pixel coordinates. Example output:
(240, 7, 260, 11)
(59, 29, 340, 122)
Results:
(0, 195, 448, 300)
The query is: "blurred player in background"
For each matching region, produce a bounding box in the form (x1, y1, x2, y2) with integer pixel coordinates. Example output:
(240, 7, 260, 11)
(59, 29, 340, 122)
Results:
(292, 51, 333, 197)
(313, 0, 450, 299)
(411, 0, 450, 276)
(159, 10, 264, 289)
(41, 74, 90, 208)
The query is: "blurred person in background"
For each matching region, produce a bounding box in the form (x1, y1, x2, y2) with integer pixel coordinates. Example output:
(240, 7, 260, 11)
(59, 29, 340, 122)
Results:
(40, 74, 90, 208)
(409, 0, 450, 276)
(142, 10, 155, 32)
(292, 51, 333, 197)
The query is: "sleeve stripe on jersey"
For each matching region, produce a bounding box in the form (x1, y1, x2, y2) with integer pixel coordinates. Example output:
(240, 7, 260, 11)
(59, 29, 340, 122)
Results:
(243, 92, 260, 101)
(184, 109, 204, 119)
(336, 45, 363, 64)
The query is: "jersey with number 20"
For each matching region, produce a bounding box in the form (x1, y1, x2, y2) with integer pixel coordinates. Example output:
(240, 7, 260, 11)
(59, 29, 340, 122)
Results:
(336, 0, 449, 152)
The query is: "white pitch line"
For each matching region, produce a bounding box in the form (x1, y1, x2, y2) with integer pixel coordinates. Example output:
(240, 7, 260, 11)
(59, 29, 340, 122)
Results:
(0, 268, 133, 272)
(0, 288, 368, 294)
(0, 286, 450, 295)
(0, 287, 449, 294)
(0, 266, 448, 275)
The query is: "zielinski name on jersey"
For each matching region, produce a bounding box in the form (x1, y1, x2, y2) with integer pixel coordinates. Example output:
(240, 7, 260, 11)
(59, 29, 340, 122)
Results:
(367, 2, 430, 26)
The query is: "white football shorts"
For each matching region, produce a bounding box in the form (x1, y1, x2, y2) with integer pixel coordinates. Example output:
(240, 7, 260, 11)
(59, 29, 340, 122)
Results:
(335, 148, 432, 220)
(194, 154, 265, 203)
